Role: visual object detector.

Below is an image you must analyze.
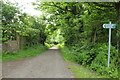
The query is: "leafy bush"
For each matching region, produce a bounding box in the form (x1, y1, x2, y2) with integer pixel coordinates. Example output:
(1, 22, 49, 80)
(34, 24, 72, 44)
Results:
(60, 43, 118, 78)
(89, 43, 118, 78)
(60, 46, 77, 62)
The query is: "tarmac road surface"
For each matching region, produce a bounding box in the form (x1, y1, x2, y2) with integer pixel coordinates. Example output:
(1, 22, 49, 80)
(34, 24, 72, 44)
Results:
(2, 46, 74, 78)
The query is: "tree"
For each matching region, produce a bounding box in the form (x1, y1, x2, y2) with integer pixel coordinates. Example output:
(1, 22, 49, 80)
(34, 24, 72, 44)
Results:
(2, 1, 20, 41)
(2, 1, 47, 47)
(34, 2, 118, 48)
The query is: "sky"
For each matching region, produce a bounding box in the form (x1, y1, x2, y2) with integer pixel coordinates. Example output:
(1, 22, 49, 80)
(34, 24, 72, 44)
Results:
(7, 0, 42, 16)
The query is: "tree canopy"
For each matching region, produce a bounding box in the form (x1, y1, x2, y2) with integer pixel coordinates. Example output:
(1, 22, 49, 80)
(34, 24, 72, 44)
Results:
(34, 2, 119, 48)
(1, 1, 47, 46)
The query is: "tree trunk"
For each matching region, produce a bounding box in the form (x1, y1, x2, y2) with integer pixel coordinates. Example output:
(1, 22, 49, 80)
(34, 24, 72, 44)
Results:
(93, 28, 97, 44)
(116, 2, 120, 55)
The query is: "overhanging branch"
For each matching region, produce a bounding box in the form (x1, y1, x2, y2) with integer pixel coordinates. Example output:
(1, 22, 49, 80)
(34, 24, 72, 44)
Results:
(93, 2, 114, 7)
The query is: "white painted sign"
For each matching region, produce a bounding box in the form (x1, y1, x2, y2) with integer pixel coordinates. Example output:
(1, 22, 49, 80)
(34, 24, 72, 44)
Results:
(103, 24, 116, 28)
(103, 22, 116, 67)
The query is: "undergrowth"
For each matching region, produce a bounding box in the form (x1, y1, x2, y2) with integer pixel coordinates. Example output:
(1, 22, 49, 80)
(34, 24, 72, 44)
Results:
(59, 43, 119, 78)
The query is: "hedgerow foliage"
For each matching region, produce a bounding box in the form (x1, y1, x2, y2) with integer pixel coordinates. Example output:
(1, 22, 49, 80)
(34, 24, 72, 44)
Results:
(60, 43, 118, 78)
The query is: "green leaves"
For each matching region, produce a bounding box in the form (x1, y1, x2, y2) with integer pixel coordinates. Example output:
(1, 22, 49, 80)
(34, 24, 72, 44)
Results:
(2, 1, 47, 46)
(60, 43, 118, 78)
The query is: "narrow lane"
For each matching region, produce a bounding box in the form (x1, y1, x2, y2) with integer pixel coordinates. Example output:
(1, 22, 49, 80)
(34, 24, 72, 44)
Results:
(2, 46, 74, 78)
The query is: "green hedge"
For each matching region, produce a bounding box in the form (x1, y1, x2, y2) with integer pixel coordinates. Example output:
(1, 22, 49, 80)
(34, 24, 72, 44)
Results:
(60, 43, 119, 78)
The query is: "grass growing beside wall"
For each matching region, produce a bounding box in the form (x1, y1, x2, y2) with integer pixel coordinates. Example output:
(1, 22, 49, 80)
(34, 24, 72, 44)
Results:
(2, 44, 47, 62)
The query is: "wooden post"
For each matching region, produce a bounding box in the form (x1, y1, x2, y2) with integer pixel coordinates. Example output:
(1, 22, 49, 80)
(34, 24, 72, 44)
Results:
(16, 34, 20, 50)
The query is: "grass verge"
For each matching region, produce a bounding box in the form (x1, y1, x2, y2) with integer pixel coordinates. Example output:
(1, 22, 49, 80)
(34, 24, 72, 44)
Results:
(68, 65, 105, 78)
(2, 44, 47, 62)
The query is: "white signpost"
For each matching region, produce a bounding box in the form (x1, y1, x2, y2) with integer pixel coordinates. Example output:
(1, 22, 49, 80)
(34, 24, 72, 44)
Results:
(103, 22, 116, 67)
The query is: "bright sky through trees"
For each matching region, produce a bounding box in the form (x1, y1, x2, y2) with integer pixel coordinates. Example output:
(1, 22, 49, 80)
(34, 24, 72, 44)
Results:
(7, 0, 42, 16)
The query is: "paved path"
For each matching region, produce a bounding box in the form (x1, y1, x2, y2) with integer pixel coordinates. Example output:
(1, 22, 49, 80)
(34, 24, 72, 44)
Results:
(2, 47, 74, 78)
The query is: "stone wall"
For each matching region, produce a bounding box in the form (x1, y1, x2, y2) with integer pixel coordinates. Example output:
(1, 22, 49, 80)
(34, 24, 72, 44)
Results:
(2, 40, 19, 52)
(2, 35, 26, 52)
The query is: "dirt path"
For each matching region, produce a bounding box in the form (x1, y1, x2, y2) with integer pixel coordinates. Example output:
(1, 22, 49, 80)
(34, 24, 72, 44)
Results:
(2, 47, 74, 78)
